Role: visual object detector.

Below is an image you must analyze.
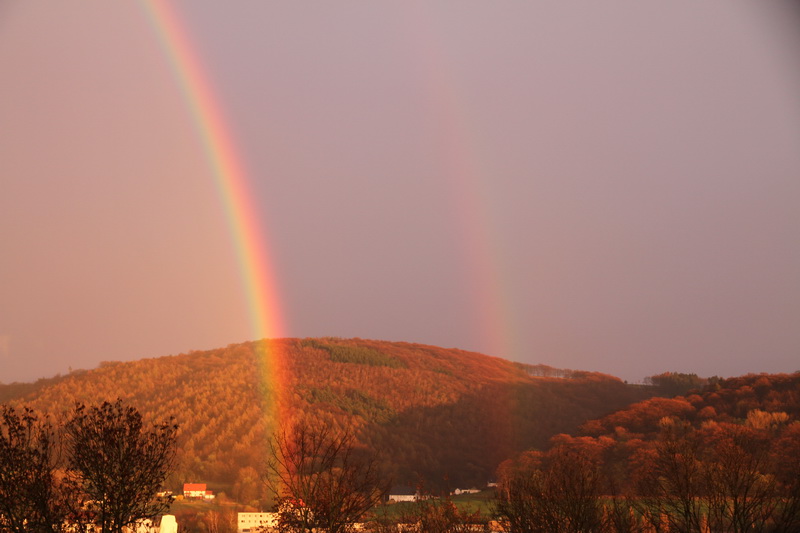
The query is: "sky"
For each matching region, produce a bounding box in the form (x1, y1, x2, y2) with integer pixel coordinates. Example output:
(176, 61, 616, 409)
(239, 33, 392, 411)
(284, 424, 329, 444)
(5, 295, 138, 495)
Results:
(2, 1, 799, 384)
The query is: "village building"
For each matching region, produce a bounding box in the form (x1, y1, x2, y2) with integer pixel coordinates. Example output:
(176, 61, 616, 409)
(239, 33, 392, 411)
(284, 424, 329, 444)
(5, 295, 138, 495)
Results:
(238, 512, 278, 532)
(387, 485, 418, 502)
(183, 483, 215, 500)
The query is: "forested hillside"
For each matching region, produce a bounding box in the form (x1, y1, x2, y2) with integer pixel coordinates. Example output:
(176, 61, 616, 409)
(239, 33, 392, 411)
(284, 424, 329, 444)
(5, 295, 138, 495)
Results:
(577, 372, 800, 440)
(2, 338, 654, 502)
(494, 373, 800, 531)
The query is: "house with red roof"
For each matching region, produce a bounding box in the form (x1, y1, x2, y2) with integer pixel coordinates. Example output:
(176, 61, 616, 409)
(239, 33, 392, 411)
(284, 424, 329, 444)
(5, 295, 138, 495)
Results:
(183, 483, 215, 500)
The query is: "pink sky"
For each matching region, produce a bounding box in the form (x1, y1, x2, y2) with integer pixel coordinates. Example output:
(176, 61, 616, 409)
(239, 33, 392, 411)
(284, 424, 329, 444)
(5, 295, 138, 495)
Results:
(1, 1, 799, 383)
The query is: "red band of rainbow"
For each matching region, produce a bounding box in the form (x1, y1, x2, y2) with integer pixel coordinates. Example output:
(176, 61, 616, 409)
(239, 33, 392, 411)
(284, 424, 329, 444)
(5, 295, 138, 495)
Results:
(142, 0, 288, 423)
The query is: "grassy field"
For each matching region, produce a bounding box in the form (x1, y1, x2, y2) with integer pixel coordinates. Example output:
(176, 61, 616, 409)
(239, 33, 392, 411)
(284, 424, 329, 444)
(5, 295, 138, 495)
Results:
(371, 489, 496, 521)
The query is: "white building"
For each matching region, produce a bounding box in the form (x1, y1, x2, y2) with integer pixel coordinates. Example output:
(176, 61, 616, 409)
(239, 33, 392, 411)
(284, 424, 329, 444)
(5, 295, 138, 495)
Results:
(127, 515, 178, 533)
(183, 483, 215, 500)
(159, 515, 178, 533)
(238, 512, 278, 532)
(387, 485, 418, 502)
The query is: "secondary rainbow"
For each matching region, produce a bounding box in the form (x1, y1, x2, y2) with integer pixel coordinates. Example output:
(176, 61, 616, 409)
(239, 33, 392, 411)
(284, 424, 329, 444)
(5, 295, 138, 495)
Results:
(142, 0, 288, 417)
(404, 4, 517, 362)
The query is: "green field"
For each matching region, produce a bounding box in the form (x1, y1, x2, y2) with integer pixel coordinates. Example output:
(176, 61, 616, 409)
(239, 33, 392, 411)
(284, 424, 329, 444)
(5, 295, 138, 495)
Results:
(371, 489, 496, 522)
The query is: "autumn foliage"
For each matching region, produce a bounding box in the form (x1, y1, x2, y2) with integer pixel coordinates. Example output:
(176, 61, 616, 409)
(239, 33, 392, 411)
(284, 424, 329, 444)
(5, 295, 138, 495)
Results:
(0, 338, 653, 498)
(495, 373, 800, 532)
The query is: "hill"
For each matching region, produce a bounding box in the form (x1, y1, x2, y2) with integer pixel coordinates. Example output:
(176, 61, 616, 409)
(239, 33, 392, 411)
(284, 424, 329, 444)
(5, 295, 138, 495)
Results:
(1, 337, 655, 503)
(491, 373, 800, 531)
(498, 372, 800, 497)
(578, 372, 800, 440)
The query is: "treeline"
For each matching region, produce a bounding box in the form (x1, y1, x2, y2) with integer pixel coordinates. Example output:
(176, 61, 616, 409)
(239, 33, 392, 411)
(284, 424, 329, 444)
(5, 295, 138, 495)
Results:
(495, 373, 800, 532)
(0, 338, 655, 497)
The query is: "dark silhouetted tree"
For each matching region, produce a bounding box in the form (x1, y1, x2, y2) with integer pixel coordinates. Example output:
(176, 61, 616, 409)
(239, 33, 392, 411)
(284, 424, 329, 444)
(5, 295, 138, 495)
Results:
(65, 399, 177, 533)
(0, 405, 67, 533)
(264, 419, 388, 533)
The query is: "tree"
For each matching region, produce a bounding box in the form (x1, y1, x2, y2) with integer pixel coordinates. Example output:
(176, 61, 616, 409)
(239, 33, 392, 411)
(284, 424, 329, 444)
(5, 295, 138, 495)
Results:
(233, 465, 266, 507)
(771, 422, 800, 532)
(0, 405, 66, 533)
(701, 423, 776, 533)
(494, 444, 605, 533)
(264, 419, 388, 533)
(644, 373, 705, 397)
(203, 507, 237, 533)
(64, 399, 178, 533)
(537, 444, 605, 532)
(495, 452, 545, 533)
(634, 418, 704, 533)
(402, 497, 488, 533)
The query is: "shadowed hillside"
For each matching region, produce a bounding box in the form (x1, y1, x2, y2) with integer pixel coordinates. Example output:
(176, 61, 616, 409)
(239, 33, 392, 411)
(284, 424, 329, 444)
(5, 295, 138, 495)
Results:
(2, 338, 656, 501)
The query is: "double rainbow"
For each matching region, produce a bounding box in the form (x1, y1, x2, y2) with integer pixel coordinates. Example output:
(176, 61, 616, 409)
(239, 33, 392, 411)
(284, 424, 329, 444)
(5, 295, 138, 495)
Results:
(142, 2, 518, 420)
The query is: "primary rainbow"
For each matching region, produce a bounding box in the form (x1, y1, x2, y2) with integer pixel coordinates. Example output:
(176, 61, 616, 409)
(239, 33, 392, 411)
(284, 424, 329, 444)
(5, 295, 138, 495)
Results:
(142, 1, 288, 420)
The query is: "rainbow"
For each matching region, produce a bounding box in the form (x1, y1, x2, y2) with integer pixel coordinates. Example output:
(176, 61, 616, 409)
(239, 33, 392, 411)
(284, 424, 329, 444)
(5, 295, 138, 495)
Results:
(141, 1, 288, 421)
(405, 5, 516, 362)
(141, 1, 517, 399)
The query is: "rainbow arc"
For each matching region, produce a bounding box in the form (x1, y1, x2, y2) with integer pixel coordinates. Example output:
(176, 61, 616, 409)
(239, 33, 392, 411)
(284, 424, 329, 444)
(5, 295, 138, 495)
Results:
(143, 0, 288, 421)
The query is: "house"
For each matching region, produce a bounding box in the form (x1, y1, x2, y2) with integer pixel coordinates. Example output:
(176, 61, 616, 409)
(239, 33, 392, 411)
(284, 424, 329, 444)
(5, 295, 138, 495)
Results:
(387, 485, 418, 502)
(183, 483, 206, 498)
(183, 483, 215, 500)
(238, 512, 278, 532)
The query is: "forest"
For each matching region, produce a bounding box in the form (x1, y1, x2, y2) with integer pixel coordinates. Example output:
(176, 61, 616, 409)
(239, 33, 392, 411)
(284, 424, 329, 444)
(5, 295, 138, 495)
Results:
(2, 338, 799, 531)
(0, 338, 654, 499)
(495, 372, 800, 532)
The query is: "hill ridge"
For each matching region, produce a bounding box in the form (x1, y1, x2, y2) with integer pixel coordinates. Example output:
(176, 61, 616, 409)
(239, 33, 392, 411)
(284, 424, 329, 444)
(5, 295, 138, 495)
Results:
(2, 337, 654, 502)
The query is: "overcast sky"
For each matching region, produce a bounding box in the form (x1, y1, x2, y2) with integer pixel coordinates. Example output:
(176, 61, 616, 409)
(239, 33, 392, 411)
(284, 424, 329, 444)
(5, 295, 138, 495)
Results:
(2, 1, 799, 384)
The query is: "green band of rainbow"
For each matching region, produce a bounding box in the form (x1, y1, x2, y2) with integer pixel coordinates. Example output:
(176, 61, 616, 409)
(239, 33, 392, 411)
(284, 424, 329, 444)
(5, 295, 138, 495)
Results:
(142, 0, 288, 419)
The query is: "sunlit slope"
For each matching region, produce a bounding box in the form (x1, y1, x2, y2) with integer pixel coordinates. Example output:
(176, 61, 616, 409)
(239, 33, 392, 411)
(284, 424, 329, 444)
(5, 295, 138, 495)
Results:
(3, 338, 654, 491)
(579, 372, 800, 440)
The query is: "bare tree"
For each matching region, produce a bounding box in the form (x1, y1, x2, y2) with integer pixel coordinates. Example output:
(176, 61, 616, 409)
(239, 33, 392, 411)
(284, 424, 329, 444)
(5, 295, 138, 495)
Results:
(494, 444, 605, 533)
(634, 418, 704, 533)
(64, 399, 178, 533)
(495, 456, 544, 533)
(771, 423, 800, 532)
(264, 420, 389, 533)
(204, 507, 237, 533)
(0, 405, 66, 533)
(702, 424, 776, 533)
(538, 444, 605, 533)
